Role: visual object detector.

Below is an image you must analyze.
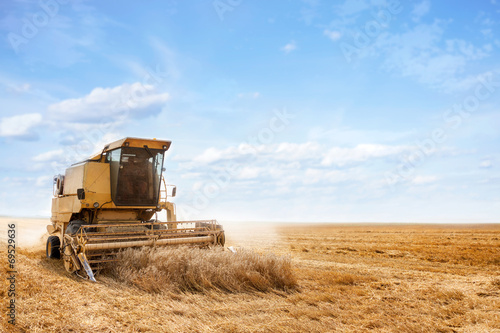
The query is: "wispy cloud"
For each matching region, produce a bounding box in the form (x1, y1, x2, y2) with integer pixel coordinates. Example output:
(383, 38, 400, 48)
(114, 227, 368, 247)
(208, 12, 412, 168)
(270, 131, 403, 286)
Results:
(321, 143, 411, 167)
(479, 159, 493, 168)
(411, 175, 438, 185)
(148, 37, 182, 81)
(324, 29, 342, 41)
(319, 1, 494, 93)
(282, 41, 297, 53)
(299, 0, 320, 25)
(335, 0, 372, 16)
(411, 0, 430, 22)
(32, 149, 65, 162)
(374, 21, 493, 92)
(175, 141, 415, 182)
(0, 1, 109, 67)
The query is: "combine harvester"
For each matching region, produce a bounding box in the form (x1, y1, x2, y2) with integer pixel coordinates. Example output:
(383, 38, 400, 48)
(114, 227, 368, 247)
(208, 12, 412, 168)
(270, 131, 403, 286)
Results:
(46, 137, 225, 282)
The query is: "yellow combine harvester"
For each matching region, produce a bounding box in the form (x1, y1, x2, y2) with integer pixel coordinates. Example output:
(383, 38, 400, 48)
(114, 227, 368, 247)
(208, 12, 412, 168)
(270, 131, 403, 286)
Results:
(46, 137, 225, 281)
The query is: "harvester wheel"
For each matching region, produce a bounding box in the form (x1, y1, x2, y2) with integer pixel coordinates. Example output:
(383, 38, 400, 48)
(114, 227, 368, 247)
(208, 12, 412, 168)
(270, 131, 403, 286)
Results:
(46, 236, 61, 259)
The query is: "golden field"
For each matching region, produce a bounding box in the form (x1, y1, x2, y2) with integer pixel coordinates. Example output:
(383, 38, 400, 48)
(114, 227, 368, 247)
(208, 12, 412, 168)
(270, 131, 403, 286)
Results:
(1, 218, 499, 332)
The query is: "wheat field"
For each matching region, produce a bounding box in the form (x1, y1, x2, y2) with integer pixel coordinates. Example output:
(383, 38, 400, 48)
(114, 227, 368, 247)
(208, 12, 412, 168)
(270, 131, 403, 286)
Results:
(1, 218, 499, 332)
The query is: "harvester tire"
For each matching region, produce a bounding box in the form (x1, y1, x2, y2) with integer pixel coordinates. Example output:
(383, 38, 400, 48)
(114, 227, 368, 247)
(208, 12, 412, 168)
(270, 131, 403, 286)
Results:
(46, 236, 61, 259)
(66, 220, 86, 235)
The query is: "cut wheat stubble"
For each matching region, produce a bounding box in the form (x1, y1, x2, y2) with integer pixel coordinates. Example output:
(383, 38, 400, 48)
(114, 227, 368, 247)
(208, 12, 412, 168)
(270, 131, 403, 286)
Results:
(104, 246, 298, 294)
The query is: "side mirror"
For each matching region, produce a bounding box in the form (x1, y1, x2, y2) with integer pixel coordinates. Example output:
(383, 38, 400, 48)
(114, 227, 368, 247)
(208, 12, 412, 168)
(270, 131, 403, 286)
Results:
(171, 186, 176, 197)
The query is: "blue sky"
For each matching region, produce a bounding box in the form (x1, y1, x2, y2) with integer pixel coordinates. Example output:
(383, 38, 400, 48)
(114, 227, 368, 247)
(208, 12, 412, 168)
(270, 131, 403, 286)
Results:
(0, 0, 499, 222)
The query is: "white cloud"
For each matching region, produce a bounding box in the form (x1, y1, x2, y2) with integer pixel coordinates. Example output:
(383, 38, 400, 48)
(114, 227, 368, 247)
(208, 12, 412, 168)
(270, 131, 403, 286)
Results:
(191, 147, 234, 164)
(275, 142, 322, 161)
(172, 140, 418, 220)
(35, 175, 52, 187)
(321, 143, 411, 167)
(412, 175, 438, 185)
(33, 149, 64, 162)
(304, 168, 362, 184)
(173, 141, 415, 203)
(0, 113, 42, 138)
(183, 142, 320, 166)
(237, 167, 262, 179)
(282, 41, 297, 53)
(181, 142, 412, 170)
(47, 82, 169, 123)
(30, 132, 122, 175)
(324, 29, 342, 41)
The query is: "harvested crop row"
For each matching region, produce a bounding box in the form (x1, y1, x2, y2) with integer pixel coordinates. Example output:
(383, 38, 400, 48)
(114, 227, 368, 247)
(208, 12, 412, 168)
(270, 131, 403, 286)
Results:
(105, 246, 298, 293)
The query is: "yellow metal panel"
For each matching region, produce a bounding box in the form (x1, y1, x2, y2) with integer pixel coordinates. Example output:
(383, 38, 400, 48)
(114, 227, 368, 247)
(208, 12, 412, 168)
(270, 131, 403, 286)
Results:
(58, 195, 81, 213)
(63, 164, 85, 195)
(97, 210, 139, 221)
(50, 197, 58, 223)
(80, 162, 113, 207)
(84, 162, 111, 194)
(51, 196, 81, 223)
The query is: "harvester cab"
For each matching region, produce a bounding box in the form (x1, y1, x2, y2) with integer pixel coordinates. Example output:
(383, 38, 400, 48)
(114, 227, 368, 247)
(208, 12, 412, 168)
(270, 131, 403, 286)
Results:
(46, 137, 225, 281)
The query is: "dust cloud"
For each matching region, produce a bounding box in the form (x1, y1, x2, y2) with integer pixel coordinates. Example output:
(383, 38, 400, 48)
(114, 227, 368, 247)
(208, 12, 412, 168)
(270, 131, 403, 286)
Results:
(221, 221, 284, 253)
(0, 217, 48, 250)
